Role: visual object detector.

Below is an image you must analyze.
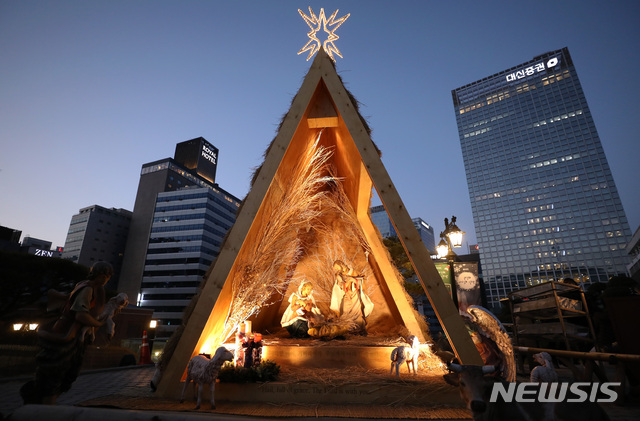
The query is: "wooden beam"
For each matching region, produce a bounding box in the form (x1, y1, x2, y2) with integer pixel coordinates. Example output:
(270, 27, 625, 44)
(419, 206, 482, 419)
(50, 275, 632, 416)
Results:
(157, 49, 482, 401)
(307, 83, 339, 128)
(319, 52, 482, 365)
(156, 51, 329, 399)
(354, 161, 427, 342)
(308, 116, 339, 128)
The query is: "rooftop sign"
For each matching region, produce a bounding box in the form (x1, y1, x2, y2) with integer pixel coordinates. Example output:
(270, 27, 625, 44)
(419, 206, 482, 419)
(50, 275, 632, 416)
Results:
(506, 57, 559, 82)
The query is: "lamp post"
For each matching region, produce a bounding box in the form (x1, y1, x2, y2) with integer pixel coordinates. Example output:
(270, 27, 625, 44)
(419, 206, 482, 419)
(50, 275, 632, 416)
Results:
(149, 319, 157, 361)
(436, 216, 465, 310)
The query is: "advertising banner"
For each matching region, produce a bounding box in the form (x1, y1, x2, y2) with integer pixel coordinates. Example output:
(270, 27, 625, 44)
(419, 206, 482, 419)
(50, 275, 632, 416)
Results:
(434, 261, 452, 298)
(453, 262, 481, 316)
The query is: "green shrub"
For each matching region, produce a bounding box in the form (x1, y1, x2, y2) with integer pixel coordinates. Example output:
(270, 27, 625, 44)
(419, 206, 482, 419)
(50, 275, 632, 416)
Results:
(218, 360, 280, 383)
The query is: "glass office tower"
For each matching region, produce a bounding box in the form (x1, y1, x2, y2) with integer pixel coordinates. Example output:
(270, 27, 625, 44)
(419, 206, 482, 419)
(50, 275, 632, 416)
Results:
(138, 185, 240, 339)
(452, 47, 631, 309)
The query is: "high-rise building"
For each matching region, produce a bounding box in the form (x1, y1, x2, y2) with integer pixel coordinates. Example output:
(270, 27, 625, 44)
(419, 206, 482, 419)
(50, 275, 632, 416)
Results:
(118, 137, 222, 301)
(61, 205, 132, 287)
(412, 217, 436, 254)
(118, 137, 240, 337)
(452, 47, 632, 309)
(138, 185, 240, 338)
(369, 205, 436, 252)
(370, 205, 398, 239)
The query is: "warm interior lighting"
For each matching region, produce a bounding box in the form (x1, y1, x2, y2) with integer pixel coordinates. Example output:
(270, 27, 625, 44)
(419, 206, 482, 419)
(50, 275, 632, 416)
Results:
(13, 323, 23, 331)
(28, 323, 38, 331)
(149, 320, 157, 329)
(200, 339, 214, 356)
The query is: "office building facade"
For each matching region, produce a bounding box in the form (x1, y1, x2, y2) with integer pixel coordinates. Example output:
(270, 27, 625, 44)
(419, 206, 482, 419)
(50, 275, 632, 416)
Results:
(62, 205, 132, 288)
(370, 205, 398, 239)
(138, 186, 239, 338)
(452, 47, 632, 309)
(412, 217, 436, 253)
(118, 137, 240, 338)
(118, 137, 224, 302)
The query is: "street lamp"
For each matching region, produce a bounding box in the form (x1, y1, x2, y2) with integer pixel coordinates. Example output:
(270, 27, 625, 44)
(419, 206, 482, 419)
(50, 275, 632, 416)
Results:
(446, 217, 465, 248)
(148, 319, 157, 362)
(437, 216, 465, 310)
(436, 239, 450, 261)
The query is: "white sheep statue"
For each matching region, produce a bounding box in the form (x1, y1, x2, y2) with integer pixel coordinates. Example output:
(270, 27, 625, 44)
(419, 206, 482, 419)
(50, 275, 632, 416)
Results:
(99, 292, 129, 339)
(390, 335, 420, 376)
(81, 292, 129, 343)
(180, 346, 234, 410)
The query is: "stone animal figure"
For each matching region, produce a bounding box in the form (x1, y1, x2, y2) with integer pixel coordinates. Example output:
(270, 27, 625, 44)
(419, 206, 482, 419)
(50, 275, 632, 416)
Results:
(180, 346, 234, 410)
(444, 363, 611, 421)
(390, 335, 420, 376)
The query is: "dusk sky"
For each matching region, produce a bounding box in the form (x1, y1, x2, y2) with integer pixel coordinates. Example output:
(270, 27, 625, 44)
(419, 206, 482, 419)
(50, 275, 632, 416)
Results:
(1, 1, 639, 251)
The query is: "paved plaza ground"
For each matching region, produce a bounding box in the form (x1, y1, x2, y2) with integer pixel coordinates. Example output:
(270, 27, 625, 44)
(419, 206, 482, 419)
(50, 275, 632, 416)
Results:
(1, 364, 639, 421)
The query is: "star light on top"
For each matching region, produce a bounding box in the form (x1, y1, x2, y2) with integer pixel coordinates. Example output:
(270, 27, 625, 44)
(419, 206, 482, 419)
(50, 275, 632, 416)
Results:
(297, 7, 350, 62)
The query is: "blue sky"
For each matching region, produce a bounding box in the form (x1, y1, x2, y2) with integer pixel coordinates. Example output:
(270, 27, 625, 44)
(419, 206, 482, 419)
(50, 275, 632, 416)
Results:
(1, 1, 639, 251)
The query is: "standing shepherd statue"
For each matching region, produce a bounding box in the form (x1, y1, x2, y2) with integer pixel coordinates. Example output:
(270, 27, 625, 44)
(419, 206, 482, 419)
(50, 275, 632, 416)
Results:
(21, 262, 127, 405)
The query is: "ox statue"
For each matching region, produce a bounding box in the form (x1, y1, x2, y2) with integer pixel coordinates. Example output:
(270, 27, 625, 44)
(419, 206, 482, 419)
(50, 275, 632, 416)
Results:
(443, 363, 611, 421)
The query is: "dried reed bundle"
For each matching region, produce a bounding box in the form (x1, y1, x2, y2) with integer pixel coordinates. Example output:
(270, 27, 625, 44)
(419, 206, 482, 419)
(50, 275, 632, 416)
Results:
(302, 165, 374, 306)
(213, 131, 339, 346)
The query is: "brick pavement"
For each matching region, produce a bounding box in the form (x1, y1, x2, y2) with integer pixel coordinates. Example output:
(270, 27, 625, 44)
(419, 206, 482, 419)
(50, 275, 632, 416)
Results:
(0, 364, 155, 417)
(2, 364, 639, 420)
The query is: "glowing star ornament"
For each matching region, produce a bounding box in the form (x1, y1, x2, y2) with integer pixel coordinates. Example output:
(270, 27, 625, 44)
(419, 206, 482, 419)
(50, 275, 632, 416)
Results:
(298, 7, 350, 62)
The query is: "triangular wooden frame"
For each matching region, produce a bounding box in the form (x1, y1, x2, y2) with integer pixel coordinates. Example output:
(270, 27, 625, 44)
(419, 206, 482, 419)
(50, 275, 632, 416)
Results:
(156, 50, 481, 397)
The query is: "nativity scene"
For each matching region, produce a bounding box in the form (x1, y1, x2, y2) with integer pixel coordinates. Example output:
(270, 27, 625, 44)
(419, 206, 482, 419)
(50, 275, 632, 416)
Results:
(153, 29, 482, 404)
